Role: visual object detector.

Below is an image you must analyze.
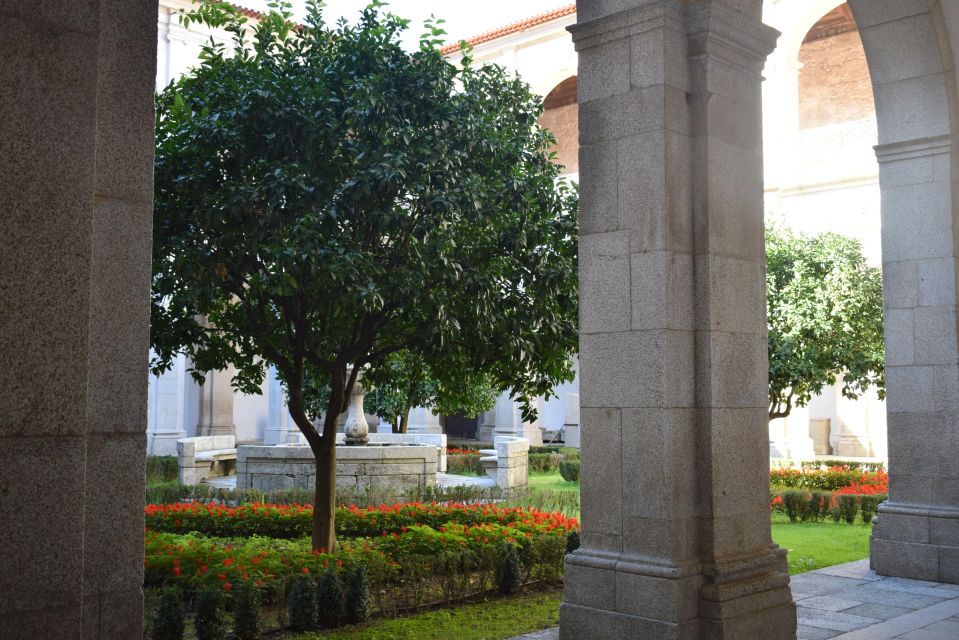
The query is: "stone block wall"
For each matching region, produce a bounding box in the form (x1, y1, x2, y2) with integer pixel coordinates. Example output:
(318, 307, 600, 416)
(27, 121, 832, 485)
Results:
(236, 443, 439, 495)
(0, 2, 157, 637)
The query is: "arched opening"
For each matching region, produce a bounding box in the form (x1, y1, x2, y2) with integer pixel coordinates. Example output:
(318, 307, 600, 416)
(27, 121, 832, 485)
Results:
(538, 76, 579, 176)
(763, 2, 887, 463)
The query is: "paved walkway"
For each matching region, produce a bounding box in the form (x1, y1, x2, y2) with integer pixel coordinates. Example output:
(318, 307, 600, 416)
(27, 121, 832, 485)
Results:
(509, 560, 959, 640)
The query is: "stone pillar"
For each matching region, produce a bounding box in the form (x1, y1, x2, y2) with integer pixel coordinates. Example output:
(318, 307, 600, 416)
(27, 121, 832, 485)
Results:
(477, 410, 496, 442)
(563, 392, 581, 448)
(147, 353, 189, 455)
(0, 1, 156, 636)
(406, 406, 443, 435)
(196, 366, 236, 437)
(842, 0, 959, 584)
(493, 392, 544, 446)
(561, 2, 794, 638)
(868, 133, 959, 582)
(264, 366, 306, 445)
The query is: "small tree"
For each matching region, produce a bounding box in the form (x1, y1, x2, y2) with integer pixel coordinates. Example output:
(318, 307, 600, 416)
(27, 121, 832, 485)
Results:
(362, 351, 497, 433)
(766, 225, 884, 420)
(151, 1, 578, 552)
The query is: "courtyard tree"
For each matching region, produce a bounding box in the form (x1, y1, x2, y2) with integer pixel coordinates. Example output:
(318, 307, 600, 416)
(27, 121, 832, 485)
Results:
(766, 224, 884, 420)
(361, 351, 498, 434)
(150, 1, 578, 552)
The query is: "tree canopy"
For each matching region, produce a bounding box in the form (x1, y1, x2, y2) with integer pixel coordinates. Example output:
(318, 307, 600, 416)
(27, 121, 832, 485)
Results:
(150, 1, 578, 550)
(766, 224, 884, 420)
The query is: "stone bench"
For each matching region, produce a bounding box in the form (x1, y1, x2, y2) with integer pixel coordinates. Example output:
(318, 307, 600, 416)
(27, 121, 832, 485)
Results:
(178, 435, 237, 485)
(479, 436, 529, 491)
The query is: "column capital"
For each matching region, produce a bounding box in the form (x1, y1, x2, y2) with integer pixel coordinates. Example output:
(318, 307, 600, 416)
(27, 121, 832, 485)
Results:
(875, 133, 954, 164)
(686, 1, 779, 72)
(568, 0, 687, 52)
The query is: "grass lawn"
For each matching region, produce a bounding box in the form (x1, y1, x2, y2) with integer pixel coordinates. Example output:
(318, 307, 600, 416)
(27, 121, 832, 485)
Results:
(528, 472, 579, 493)
(290, 589, 563, 639)
(771, 513, 872, 574)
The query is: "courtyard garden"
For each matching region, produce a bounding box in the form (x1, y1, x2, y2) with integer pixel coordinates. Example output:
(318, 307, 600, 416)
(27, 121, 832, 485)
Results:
(143, 453, 882, 639)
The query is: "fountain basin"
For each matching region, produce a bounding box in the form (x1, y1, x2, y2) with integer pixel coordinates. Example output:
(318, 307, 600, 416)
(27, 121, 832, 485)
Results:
(236, 434, 443, 493)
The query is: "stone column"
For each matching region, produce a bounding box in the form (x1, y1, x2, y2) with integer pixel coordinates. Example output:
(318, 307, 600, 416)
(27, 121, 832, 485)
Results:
(868, 134, 959, 582)
(477, 410, 496, 442)
(264, 366, 306, 445)
(844, 0, 959, 584)
(147, 353, 189, 455)
(406, 406, 444, 435)
(493, 392, 544, 446)
(561, 2, 794, 638)
(0, 1, 156, 636)
(196, 366, 237, 437)
(563, 392, 581, 448)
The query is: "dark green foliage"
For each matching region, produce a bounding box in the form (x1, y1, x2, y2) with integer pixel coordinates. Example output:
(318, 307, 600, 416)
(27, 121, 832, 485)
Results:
(565, 530, 581, 555)
(316, 569, 345, 629)
(345, 565, 373, 625)
(782, 490, 808, 523)
(860, 496, 882, 524)
(233, 582, 262, 640)
(839, 495, 859, 525)
(147, 456, 180, 483)
(288, 576, 319, 631)
(528, 452, 566, 473)
(151, 0, 579, 551)
(558, 461, 580, 483)
(807, 492, 831, 522)
(767, 225, 884, 420)
(494, 543, 522, 595)
(153, 587, 185, 640)
(194, 588, 228, 640)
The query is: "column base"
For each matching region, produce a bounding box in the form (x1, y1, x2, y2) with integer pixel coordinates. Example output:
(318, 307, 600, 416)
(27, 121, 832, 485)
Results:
(147, 431, 186, 456)
(561, 548, 795, 640)
(197, 423, 235, 437)
(871, 503, 959, 583)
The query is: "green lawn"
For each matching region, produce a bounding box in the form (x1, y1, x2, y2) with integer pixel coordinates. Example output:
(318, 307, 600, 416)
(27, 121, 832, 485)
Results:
(527, 472, 579, 493)
(771, 513, 872, 574)
(291, 589, 563, 639)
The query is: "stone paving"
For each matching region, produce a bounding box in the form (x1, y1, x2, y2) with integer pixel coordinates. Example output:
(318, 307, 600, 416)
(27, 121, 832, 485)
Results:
(508, 560, 959, 640)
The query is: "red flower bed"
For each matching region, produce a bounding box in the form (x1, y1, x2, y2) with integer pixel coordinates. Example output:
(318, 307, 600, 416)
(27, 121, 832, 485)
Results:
(770, 467, 887, 492)
(145, 501, 578, 540)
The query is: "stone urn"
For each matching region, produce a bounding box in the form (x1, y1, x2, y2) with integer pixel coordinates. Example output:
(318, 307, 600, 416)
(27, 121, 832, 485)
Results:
(343, 369, 369, 446)
(809, 418, 833, 456)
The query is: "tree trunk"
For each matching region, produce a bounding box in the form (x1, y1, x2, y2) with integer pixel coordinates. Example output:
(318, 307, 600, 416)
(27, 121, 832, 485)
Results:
(312, 438, 336, 552)
(398, 406, 410, 434)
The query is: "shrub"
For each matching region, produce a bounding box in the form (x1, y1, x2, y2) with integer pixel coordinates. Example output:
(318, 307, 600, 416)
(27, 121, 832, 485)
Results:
(838, 495, 859, 524)
(528, 452, 564, 473)
(153, 587, 185, 640)
(288, 576, 319, 631)
(559, 461, 580, 483)
(233, 582, 262, 640)
(446, 453, 484, 475)
(147, 456, 180, 483)
(345, 565, 373, 625)
(807, 492, 830, 522)
(781, 490, 808, 523)
(194, 588, 228, 640)
(494, 542, 522, 595)
(316, 569, 345, 629)
(565, 530, 580, 555)
(860, 495, 882, 524)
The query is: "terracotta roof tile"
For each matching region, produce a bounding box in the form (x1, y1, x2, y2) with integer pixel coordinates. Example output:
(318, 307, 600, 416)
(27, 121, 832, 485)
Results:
(231, 3, 267, 21)
(440, 3, 576, 55)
